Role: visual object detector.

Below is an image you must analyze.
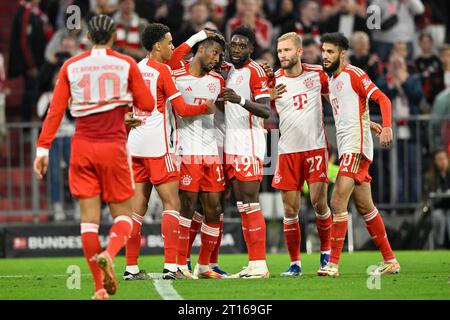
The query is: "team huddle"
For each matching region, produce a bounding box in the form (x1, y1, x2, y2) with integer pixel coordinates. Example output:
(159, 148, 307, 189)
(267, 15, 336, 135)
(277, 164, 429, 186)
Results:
(33, 14, 400, 300)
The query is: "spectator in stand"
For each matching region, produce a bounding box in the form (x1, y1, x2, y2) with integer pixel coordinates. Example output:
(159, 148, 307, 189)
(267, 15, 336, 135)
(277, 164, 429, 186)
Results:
(320, 0, 368, 39)
(371, 0, 425, 62)
(39, 35, 78, 95)
(430, 88, 450, 151)
(8, 0, 53, 122)
(87, 0, 118, 18)
(415, 32, 445, 105)
(320, 0, 366, 21)
(301, 37, 322, 65)
(112, 0, 147, 61)
(280, 0, 321, 44)
(37, 73, 75, 221)
(378, 52, 423, 203)
(439, 44, 450, 89)
(226, 0, 273, 57)
(349, 31, 383, 82)
(417, 0, 449, 52)
(0, 52, 9, 139)
(210, 0, 230, 32)
(134, 0, 183, 32)
(270, 0, 295, 31)
(44, 12, 90, 67)
(175, 1, 218, 46)
(424, 148, 450, 248)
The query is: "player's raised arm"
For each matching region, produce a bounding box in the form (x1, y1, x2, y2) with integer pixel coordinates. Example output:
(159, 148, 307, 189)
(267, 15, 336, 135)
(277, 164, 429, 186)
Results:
(166, 30, 209, 70)
(34, 65, 71, 178)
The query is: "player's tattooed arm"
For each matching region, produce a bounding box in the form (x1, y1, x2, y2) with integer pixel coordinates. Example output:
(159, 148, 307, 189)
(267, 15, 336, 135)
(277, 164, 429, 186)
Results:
(222, 87, 270, 118)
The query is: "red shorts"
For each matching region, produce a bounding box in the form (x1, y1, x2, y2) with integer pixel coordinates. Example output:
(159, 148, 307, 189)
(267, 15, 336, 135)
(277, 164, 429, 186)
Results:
(178, 155, 225, 192)
(132, 154, 179, 185)
(272, 148, 329, 191)
(224, 154, 263, 183)
(69, 138, 134, 202)
(338, 153, 372, 185)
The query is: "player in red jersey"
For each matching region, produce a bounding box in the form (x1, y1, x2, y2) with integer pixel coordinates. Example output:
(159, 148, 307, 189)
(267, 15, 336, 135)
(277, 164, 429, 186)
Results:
(173, 34, 227, 279)
(221, 26, 271, 279)
(33, 15, 155, 299)
(123, 24, 215, 281)
(270, 32, 332, 276)
(318, 32, 400, 276)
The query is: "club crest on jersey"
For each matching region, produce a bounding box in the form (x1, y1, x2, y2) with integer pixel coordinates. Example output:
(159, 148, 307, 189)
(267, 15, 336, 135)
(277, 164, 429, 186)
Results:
(235, 74, 244, 85)
(303, 78, 314, 89)
(182, 175, 192, 186)
(207, 83, 217, 93)
(336, 81, 344, 92)
(261, 81, 268, 90)
(274, 172, 282, 184)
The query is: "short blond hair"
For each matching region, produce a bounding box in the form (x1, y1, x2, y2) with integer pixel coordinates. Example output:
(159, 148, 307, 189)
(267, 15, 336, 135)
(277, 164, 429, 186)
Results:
(350, 31, 369, 47)
(278, 32, 302, 48)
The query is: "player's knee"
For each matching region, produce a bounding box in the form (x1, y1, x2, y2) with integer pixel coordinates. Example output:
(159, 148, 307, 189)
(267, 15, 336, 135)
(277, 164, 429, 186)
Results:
(283, 203, 299, 218)
(310, 194, 327, 213)
(330, 196, 345, 214)
(163, 196, 180, 212)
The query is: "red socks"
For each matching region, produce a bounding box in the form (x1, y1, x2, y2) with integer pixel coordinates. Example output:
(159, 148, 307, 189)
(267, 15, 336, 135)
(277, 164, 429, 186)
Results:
(161, 210, 180, 264)
(283, 216, 300, 262)
(177, 216, 191, 266)
(315, 209, 332, 252)
(210, 213, 224, 265)
(197, 222, 220, 265)
(106, 215, 133, 260)
(243, 203, 267, 261)
(125, 212, 143, 266)
(81, 223, 103, 291)
(330, 212, 348, 264)
(363, 208, 395, 261)
(187, 211, 203, 260)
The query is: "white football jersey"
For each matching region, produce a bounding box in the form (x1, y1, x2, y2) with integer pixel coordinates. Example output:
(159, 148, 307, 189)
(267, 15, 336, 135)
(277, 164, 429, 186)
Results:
(172, 64, 224, 156)
(224, 60, 270, 160)
(274, 64, 329, 154)
(329, 64, 380, 161)
(128, 58, 181, 157)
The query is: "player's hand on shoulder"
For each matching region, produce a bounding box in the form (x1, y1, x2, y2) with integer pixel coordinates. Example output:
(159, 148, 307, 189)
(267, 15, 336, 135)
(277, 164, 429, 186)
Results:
(34, 156, 49, 180)
(222, 88, 240, 104)
(205, 99, 216, 114)
(125, 112, 143, 128)
(370, 121, 382, 137)
(259, 62, 274, 78)
(269, 83, 287, 101)
(379, 127, 393, 148)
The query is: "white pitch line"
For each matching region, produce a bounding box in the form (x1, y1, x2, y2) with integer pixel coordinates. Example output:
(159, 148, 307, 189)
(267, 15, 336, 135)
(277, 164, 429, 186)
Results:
(153, 279, 183, 300)
(0, 274, 92, 278)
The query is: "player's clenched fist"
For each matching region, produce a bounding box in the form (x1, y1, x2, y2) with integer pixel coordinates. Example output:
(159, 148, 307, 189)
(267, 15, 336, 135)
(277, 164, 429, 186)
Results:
(34, 156, 49, 179)
(222, 88, 241, 104)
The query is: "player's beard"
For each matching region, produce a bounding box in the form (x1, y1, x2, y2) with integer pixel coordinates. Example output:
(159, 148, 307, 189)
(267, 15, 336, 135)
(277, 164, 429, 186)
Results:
(280, 56, 299, 70)
(323, 57, 340, 75)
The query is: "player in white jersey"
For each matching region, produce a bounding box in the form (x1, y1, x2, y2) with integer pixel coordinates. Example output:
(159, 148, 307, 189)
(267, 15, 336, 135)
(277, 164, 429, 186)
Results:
(318, 32, 400, 276)
(34, 15, 155, 300)
(173, 34, 228, 279)
(221, 26, 271, 279)
(270, 32, 332, 277)
(122, 24, 215, 281)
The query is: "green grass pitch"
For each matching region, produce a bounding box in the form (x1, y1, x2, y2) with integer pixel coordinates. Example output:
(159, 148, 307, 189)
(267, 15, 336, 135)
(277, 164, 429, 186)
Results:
(0, 250, 449, 300)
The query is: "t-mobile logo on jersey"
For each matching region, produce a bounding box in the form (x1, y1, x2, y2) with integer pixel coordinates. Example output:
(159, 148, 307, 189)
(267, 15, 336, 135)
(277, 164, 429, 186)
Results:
(293, 94, 308, 110)
(194, 98, 207, 105)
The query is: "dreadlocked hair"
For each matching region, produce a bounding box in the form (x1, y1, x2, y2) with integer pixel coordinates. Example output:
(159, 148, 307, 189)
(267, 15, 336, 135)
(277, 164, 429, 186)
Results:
(88, 14, 117, 45)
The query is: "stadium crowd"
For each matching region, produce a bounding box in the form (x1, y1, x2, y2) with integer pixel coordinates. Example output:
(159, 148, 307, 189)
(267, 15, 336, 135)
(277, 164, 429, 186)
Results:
(1, 0, 449, 248)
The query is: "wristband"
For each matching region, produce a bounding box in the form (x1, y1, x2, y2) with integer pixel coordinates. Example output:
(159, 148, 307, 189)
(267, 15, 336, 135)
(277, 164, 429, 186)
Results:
(36, 147, 49, 157)
(239, 96, 246, 106)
